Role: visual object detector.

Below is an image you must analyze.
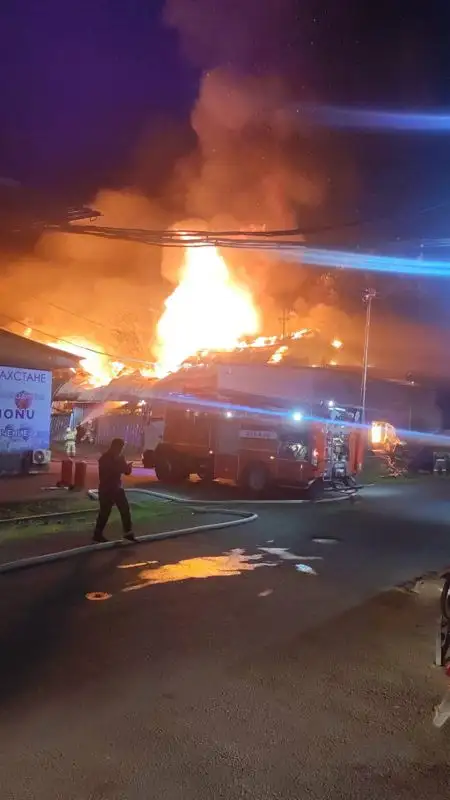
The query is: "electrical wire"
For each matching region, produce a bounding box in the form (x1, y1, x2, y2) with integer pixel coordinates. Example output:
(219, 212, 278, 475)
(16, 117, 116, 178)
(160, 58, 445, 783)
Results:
(0, 314, 157, 368)
(5, 195, 449, 370)
(28, 296, 159, 334)
(53, 197, 450, 245)
(28, 298, 125, 334)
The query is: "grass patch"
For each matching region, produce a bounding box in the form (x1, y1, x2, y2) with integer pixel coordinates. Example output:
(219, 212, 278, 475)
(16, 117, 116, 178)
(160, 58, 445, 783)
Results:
(0, 497, 192, 545)
(0, 494, 95, 520)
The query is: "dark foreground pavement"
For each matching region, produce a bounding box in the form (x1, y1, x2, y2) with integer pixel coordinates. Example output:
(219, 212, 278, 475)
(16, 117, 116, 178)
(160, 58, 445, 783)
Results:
(2, 479, 450, 798)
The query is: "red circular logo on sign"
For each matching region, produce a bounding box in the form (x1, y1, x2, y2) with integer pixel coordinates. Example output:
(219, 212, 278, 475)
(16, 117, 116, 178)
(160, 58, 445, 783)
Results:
(15, 391, 33, 410)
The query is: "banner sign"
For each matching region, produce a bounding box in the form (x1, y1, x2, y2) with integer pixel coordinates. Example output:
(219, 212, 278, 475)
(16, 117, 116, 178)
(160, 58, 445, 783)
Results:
(0, 367, 52, 451)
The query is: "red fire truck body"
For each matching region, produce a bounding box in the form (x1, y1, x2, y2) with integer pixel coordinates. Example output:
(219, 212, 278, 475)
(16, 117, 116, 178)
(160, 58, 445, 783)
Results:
(145, 395, 365, 495)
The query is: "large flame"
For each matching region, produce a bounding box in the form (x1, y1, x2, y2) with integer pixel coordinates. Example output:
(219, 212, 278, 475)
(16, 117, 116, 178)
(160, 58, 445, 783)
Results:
(49, 337, 125, 388)
(11, 241, 347, 388)
(154, 246, 259, 377)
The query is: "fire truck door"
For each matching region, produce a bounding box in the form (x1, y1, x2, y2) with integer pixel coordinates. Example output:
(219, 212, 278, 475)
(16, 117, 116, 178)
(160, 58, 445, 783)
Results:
(276, 432, 310, 484)
(214, 419, 240, 480)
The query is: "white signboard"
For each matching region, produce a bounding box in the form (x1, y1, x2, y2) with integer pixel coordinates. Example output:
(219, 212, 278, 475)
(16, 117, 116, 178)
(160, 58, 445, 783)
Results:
(239, 429, 278, 440)
(0, 366, 52, 452)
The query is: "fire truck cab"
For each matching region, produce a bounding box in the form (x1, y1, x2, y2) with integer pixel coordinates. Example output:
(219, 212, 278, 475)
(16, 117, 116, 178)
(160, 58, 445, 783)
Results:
(143, 396, 365, 496)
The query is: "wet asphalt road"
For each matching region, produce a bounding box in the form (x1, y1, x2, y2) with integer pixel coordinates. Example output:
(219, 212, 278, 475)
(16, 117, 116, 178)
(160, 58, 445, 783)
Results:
(1, 478, 450, 798)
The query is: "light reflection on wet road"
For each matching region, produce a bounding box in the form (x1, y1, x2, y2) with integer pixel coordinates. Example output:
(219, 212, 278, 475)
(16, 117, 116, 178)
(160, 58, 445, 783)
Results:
(121, 549, 278, 593)
(85, 548, 280, 600)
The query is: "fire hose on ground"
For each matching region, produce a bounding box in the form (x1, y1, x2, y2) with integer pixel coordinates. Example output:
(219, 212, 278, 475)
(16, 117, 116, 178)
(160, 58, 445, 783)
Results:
(0, 486, 358, 575)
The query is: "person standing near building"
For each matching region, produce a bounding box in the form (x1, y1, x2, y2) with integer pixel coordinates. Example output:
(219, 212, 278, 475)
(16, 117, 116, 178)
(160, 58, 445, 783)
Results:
(93, 438, 136, 544)
(64, 426, 76, 457)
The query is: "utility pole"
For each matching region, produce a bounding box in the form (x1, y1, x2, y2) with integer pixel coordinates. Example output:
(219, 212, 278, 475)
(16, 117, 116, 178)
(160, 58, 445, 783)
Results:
(279, 305, 294, 339)
(279, 307, 289, 339)
(360, 288, 376, 424)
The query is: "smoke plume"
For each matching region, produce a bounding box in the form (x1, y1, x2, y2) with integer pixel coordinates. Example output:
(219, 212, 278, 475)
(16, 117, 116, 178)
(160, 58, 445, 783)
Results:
(160, 0, 328, 328)
(0, 0, 441, 380)
(0, 190, 169, 365)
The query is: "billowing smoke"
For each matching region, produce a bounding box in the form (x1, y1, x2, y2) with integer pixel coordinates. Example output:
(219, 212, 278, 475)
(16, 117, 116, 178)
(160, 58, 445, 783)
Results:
(0, 190, 169, 365)
(170, 68, 323, 229)
(0, 0, 441, 380)
(161, 0, 356, 352)
(164, 0, 303, 72)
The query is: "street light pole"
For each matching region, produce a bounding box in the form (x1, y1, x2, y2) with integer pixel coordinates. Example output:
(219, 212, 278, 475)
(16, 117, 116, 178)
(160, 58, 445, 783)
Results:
(360, 288, 376, 424)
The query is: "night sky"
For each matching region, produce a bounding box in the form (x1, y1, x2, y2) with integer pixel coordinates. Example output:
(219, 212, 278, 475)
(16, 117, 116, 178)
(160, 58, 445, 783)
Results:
(1, 0, 449, 213)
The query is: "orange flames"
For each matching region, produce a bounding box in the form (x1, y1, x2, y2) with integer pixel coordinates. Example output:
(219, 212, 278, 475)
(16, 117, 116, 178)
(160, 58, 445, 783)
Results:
(154, 245, 260, 377)
(49, 337, 126, 388)
(14, 246, 346, 388)
(268, 345, 288, 364)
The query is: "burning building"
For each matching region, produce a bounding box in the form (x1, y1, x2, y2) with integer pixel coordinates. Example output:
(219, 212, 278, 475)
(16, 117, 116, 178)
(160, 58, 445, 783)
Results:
(0, 233, 441, 454)
(46, 239, 441, 450)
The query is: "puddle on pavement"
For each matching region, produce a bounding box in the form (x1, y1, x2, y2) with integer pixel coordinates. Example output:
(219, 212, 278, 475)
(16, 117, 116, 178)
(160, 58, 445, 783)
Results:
(85, 549, 278, 600)
(120, 549, 277, 593)
(84, 543, 325, 602)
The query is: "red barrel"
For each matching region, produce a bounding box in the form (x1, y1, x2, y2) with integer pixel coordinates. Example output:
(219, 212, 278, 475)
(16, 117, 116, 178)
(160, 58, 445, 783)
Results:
(60, 458, 74, 487)
(73, 460, 87, 491)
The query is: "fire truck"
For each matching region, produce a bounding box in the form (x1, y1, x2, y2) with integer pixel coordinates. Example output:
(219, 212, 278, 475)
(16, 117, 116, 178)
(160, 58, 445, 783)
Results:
(142, 394, 365, 497)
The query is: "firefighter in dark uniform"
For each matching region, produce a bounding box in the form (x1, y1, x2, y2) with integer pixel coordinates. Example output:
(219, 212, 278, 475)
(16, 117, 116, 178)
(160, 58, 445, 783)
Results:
(93, 438, 136, 543)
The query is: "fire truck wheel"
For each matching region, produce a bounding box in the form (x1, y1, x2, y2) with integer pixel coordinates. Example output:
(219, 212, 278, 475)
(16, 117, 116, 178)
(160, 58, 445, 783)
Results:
(197, 465, 214, 484)
(142, 449, 155, 469)
(154, 447, 188, 484)
(307, 478, 325, 501)
(242, 462, 269, 495)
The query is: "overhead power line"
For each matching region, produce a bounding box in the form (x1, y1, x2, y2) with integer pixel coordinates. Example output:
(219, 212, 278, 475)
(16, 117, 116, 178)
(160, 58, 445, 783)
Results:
(28, 297, 125, 334)
(0, 315, 156, 368)
(23, 296, 160, 342)
(52, 197, 450, 247)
